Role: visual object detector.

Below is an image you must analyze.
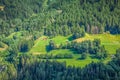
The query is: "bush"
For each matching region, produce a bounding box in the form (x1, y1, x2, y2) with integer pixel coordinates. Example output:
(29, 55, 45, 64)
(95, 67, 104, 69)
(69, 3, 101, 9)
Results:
(81, 53, 87, 59)
(38, 53, 73, 59)
(18, 40, 34, 52)
(96, 52, 108, 59)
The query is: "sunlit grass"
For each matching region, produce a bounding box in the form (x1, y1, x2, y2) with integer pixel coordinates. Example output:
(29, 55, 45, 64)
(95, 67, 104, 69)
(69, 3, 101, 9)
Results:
(26, 33, 120, 67)
(75, 33, 120, 54)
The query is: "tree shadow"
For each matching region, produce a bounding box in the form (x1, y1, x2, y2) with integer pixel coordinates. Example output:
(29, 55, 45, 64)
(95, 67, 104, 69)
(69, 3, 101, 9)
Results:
(77, 57, 85, 60)
(46, 45, 51, 52)
(68, 49, 78, 54)
(90, 55, 97, 59)
(68, 36, 74, 41)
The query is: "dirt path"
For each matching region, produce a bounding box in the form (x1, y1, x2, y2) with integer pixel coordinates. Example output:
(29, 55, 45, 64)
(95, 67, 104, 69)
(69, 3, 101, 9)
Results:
(0, 43, 8, 51)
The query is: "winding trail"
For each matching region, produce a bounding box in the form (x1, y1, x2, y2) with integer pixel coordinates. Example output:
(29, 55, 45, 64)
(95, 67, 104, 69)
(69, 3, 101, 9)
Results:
(0, 43, 8, 51)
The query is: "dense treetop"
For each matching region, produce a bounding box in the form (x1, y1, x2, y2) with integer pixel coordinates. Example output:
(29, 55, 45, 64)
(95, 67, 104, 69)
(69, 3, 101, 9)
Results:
(0, 0, 120, 80)
(0, 0, 120, 36)
(0, 49, 120, 80)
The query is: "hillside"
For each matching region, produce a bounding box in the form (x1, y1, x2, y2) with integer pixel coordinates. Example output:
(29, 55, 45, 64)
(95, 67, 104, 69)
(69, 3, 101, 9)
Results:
(1, 31, 119, 67)
(0, 0, 120, 36)
(75, 33, 120, 54)
(30, 33, 120, 54)
(29, 33, 119, 67)
(0, 0, 120, 80)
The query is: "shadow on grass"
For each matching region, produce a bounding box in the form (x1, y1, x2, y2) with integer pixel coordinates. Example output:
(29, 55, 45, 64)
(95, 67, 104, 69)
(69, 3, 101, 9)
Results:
(46, 45, 51, 52)
(77, 54, 99, 60)
(68, 36, 74, 41)
(77, 57, 86, 60)
(90, 55, 97, 59)
(67, 49, 78, 54)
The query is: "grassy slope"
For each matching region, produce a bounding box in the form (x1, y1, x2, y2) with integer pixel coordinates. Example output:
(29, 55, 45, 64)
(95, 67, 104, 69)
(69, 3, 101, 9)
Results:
(30, 35, 70, 54)
(50, 50, 99, 67)
(75, 33, 120, 54)
(31, 33, 120, 55)
(2, 32, 120, 67)
(30, 36, 49, 54)
(30, 33, 120, 67)
(56, 57, 99, 67)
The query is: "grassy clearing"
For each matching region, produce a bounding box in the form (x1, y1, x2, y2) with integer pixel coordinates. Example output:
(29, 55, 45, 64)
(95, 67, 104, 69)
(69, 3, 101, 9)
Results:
(75, 33, 120, 54)
(36, 49, 100, 67)
(2, 31, 119, 67)
(50, 54, 99, 67)
(30, 33, 120, 67)
(48, 49, 77, 55)
(39, 50, 100, 67)
(56, 58, 99, 67)
(30, 35, 71, 54)
(31, 33, 120, 55)
(30, 36, 49, 54)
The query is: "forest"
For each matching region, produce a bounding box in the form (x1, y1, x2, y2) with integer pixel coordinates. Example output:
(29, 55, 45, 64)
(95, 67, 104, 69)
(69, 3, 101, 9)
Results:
(0, 0, 120, 80)
(0, 50, 120, 80)
(0, 0, 120, 36)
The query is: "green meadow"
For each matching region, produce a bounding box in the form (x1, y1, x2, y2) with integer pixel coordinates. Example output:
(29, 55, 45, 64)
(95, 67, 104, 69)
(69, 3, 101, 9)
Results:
(30, 35, 71, 54)
(1, 32, 120, 67)
(31, 33, 120, 55)
(29, 33, 120, 67)
(75, 33, 120, 54)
